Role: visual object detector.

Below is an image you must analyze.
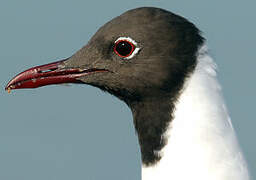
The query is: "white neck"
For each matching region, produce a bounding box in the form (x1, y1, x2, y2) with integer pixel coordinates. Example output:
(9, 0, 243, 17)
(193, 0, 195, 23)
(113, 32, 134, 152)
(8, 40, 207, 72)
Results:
(142, 45, 250, 180)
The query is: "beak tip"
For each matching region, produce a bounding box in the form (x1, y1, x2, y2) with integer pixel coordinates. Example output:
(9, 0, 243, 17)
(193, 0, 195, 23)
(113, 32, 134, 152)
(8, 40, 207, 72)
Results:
(7, 88, 11, 94)
(5, 84, 12, 93)
(5, 78, 15, 90)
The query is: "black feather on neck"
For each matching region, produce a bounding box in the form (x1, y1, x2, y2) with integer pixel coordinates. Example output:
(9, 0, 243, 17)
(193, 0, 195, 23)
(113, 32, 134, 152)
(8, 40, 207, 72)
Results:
(130, 95, 175, 166)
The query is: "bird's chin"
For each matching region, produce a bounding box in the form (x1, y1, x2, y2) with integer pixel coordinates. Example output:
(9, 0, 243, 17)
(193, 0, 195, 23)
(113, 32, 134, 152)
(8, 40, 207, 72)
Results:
(5, 59, 109, 91)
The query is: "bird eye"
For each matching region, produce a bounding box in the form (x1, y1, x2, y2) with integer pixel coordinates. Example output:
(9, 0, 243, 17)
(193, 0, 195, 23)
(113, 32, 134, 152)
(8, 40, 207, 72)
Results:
(114, 40, 135, 58)
(114, 37, 140, 59)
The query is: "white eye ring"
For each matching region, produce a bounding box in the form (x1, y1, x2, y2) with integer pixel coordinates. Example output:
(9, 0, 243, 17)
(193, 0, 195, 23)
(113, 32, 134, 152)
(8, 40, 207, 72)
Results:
(114, 37, 140, 59)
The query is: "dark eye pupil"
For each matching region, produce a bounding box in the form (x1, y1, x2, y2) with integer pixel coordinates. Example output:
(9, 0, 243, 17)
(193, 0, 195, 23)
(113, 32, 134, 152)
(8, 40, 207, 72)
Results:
(114, 41, 134, 57)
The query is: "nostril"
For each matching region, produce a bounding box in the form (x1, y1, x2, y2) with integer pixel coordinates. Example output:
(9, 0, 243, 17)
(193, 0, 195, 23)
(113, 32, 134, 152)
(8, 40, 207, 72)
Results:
(38, 68, 58, 73)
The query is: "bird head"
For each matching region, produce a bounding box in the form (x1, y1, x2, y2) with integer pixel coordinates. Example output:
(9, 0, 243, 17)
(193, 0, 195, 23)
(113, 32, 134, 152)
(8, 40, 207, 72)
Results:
(6, 7, 203, 105)
(5, 7, 205, 165)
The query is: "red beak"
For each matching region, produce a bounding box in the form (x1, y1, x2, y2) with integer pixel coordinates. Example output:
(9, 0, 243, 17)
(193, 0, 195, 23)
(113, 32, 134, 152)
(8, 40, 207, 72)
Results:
(5, 59, 107, 92)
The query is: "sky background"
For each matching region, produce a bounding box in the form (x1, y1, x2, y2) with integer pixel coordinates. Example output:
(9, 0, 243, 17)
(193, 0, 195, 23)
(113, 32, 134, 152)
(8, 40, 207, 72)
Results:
(0, 0, 255, 179)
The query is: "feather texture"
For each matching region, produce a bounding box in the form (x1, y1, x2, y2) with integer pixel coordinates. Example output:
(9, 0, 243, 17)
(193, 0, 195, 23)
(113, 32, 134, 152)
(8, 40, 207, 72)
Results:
(142, 45, 250, 180)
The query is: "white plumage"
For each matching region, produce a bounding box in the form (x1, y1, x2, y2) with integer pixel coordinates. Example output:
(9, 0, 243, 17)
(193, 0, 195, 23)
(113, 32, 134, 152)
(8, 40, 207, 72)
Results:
(142, 45, 250, 180)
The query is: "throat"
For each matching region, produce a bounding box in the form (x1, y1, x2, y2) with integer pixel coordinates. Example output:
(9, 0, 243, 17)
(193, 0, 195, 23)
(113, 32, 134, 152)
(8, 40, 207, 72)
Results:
(130, 96, 175, 166)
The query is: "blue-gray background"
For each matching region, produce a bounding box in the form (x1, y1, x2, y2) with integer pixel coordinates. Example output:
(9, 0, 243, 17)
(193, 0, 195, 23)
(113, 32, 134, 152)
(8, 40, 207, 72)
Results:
(0, 0, 255, 179)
